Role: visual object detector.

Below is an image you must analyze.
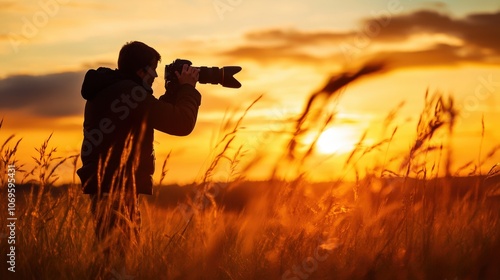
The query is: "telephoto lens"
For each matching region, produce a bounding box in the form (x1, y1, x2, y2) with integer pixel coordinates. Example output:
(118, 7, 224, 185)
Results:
(165, 59, 241, 88)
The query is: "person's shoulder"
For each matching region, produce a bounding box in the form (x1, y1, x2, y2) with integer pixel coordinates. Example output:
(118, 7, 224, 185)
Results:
(105, 79, 148, 96)
(112, 79, 140, 90)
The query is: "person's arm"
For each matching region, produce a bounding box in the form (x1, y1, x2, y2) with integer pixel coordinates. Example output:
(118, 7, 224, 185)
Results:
(148, 84, 201, 136)
(149, 64, 201, 135)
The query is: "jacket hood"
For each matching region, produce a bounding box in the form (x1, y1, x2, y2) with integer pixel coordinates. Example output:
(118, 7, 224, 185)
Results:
(81, 67, 122, 100)
(81, 67, 153, 100)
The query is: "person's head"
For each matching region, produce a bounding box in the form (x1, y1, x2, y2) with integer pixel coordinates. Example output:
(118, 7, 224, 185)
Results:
(118, 41, 161, 88)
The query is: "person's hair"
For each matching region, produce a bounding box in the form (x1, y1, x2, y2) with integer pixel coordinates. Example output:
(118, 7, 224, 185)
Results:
(118, 41, 161, 75)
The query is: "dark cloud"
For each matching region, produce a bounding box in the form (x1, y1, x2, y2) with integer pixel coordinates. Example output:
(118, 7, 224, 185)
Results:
(458, 11, 500, 51)
(364, 9, 500, 51)
(376, 44, 487, 69)
(0, 71, 85, 117)
(244, 29, 353, 45)
(224, 29, 350, 64)
(220, 45, 332, 64)
(221, 9, 500, 69)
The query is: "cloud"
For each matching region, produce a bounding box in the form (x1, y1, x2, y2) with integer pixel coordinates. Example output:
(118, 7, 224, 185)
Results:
(0, 71, 85, 117)
(219, 9, 500, 69)
(376, 44, 487, 70)
(244, 29, 353, 45)
(220, 45, 334, 65)
(363, 9, 500, 51)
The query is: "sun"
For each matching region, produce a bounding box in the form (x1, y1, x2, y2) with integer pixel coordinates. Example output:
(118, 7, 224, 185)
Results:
(315, 126, 358, 155)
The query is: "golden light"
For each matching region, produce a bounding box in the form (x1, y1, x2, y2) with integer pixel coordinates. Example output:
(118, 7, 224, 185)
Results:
(315, 126, 358, 155)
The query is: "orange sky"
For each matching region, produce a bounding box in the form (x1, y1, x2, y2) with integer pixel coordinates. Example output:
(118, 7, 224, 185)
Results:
(1, 0, 499, 184)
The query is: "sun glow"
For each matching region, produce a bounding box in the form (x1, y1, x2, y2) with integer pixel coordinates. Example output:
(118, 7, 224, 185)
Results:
(315, 126, 358, 155)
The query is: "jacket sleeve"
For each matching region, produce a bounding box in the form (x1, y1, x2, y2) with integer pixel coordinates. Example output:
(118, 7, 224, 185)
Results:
(147, 84, 202, 136)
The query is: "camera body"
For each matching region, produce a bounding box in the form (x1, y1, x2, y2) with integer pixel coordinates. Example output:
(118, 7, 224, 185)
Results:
(165, 59, 242, 89)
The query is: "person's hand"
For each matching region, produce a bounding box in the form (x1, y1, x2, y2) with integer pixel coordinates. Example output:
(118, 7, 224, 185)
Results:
(176, 64, 200, 87)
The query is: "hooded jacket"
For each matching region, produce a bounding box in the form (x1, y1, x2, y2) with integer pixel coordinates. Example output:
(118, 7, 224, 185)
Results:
(77, 67, 201, 195)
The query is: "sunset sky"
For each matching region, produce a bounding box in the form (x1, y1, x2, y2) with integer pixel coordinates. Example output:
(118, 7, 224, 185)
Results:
(1, 0, 499, 184)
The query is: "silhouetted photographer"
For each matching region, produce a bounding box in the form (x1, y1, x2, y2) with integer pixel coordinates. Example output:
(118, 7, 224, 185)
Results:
(77, 41, 201, 276)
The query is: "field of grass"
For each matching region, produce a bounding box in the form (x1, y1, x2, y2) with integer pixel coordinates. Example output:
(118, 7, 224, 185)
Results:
(1, 65, 499, 279)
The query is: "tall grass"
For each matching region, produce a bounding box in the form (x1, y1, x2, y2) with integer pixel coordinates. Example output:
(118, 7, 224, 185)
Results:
(1, 65, 499, 280)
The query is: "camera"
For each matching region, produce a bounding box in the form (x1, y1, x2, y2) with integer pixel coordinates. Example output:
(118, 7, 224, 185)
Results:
(165, 59, 242, 89)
